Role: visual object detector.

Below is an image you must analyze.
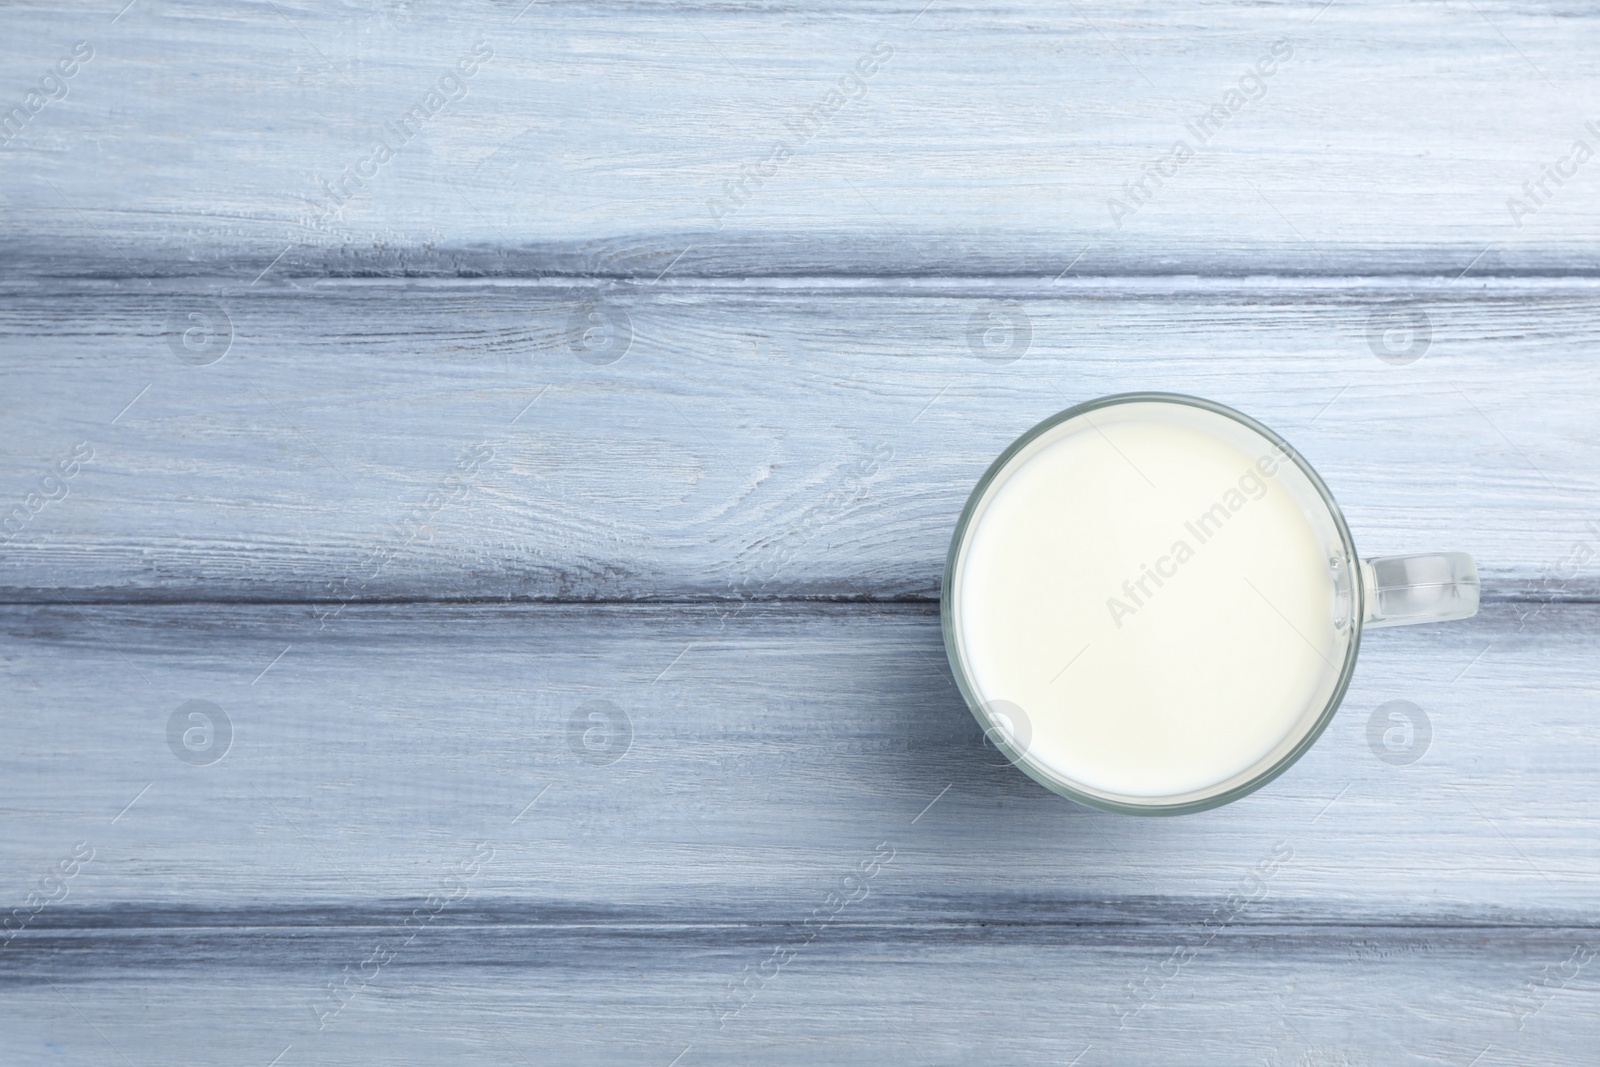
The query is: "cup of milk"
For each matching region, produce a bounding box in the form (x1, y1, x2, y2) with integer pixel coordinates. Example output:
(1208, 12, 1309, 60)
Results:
(942, 393, 1479, 814)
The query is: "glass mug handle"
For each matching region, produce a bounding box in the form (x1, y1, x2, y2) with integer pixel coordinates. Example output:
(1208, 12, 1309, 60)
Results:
(1359, 552, 1480, 629)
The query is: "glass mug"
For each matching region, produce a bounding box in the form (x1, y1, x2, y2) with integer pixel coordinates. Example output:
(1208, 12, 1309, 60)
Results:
(941, 393, 1479, 815)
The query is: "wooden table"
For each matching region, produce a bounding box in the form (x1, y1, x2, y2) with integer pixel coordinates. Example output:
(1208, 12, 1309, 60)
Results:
(3, 2, 1597, 1063)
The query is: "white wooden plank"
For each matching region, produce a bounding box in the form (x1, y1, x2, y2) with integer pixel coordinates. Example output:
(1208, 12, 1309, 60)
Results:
(3, 926, 1595, 1066)
(0, 599, 1594, 915)
(1, 1, 1599, 274)
(0, 279, 1594, 599)
(3, 2, 1595, 1060)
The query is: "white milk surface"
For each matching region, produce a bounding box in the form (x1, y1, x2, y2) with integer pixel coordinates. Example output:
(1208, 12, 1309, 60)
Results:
(956, 406, 1339, 799)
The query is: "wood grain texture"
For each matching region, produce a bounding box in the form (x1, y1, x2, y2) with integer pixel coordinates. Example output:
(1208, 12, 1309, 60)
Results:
(2, 0, 1599, 275)
(5, 0, 1600, 1061)
(2, 278, 1596, 601)
(5, 926, 1598, 1065)
(0, 599, 1592, 913)
(2, 600, 1597, 1063)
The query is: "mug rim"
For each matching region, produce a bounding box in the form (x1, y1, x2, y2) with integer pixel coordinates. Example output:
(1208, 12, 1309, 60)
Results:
(940, 392, 1365, 815)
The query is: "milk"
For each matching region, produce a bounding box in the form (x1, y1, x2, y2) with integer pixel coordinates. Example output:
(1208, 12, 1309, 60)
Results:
(952, 401, 1344, 801)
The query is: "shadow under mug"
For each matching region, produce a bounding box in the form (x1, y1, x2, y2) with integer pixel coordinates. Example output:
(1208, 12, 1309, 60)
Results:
(941, 392, 1480, 815)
